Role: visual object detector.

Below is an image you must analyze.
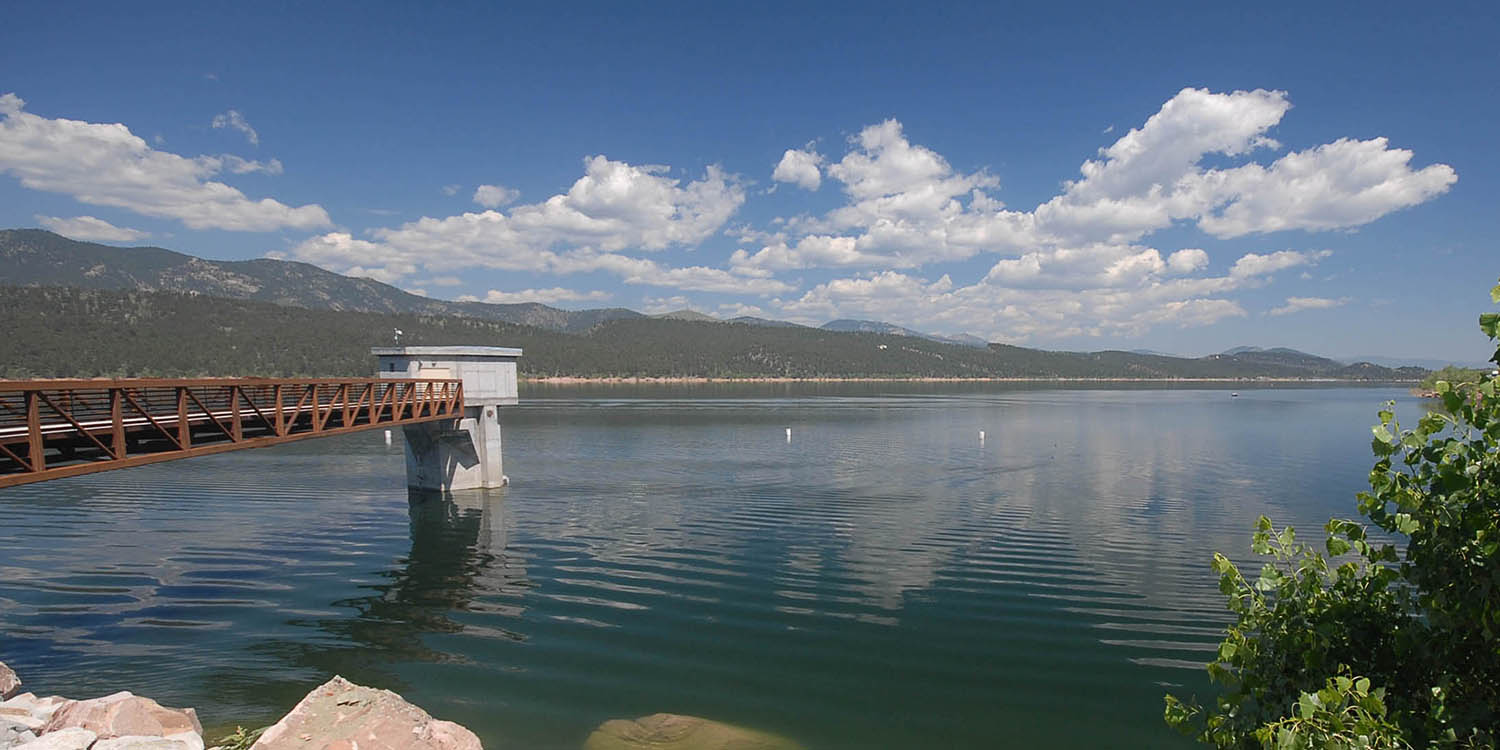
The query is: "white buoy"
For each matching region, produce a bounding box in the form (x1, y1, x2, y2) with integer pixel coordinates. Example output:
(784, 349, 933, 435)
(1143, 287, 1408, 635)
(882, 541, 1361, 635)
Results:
(384, 429, 392, 446)
(786, 427, 792, 443)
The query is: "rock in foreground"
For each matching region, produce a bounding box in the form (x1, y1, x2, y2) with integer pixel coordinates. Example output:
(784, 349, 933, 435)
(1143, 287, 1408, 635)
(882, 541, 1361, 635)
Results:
(584, 713, 802, 750)
(249, 677, 480, 750)
(0, 664, 19, 701)
(42, 692, 201, 741)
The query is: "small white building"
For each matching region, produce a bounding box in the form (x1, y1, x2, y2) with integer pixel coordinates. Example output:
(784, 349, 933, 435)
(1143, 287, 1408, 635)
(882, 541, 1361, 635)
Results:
(371, 346, 522, 491)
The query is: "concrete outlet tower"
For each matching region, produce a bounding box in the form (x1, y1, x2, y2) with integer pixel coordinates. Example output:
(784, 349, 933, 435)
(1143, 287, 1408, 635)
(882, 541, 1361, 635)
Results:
(372, 346, 521, 491)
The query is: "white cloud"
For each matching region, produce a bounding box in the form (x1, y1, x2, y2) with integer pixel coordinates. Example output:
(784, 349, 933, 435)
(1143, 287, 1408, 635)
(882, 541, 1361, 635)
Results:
(222, 155, 283, 175)
(473, 183, 519, 208)
(1229, 249, 1330, 278)
(642, 295, 694, 314)
(754, 89, 1452, 282)
(0, 94, 329, 231)
(474, 287, 611, 305)
(717, 302, 769, 318)
(1033, 88, 1456, 242)
(772, 244, 1330, 341)
(555, 252, 793, 294)
(1196, 137, 1456, 237)
(442, 184, 461, 196)
(776, 270, 1251, 341)
(741, 89, 1452, 341)
(772, 146, 823, 190)
(1268, 296, 1350, 316)
(210, 109, 259, 146)
(291, 233, 417, 283)
(36, 214, 150, 243)
(290, 155, 760, 293)
(1166, 248, 1208, 274)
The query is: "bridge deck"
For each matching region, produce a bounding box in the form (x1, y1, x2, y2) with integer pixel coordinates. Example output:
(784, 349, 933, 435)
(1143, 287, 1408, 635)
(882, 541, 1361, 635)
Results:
(0, 377, 463, 488)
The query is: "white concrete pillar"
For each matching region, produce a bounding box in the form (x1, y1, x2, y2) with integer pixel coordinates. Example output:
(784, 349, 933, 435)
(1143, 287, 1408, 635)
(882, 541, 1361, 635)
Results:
(400, 406, 508, 491)
(374, 345, 521, 492)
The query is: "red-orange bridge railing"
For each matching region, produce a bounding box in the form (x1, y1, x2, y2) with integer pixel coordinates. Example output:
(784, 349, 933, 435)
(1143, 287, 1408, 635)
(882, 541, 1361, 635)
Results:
(0, 377, 463, 488)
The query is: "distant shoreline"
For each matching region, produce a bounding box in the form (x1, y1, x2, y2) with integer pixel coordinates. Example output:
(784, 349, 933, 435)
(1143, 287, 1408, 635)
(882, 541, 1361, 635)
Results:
(523, 376, 1421, 384)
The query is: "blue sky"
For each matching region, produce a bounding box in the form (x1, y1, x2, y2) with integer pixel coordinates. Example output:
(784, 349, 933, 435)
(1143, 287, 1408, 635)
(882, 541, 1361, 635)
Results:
(2, 2, 1496, 362)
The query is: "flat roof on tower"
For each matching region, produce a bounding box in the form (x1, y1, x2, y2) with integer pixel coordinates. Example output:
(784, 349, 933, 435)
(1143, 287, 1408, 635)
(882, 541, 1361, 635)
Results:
(370, 346, 523, 357)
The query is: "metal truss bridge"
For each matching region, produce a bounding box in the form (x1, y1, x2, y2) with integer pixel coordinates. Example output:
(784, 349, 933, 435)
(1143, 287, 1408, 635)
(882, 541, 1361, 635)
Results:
(0, 377, 462, 488)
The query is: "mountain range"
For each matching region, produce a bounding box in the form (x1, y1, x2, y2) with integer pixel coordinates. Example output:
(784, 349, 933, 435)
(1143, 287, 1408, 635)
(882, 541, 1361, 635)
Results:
(0, 228, 1440, 380)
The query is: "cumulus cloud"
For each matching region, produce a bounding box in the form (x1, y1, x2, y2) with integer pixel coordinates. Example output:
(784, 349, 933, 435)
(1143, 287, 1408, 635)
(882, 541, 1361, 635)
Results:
(1197, 138, 1456, 237)
(772, 146, 823, 190)
(717, 301, 769, 318)
(1229, 249, 1331, 278)
(211, 109, 259, 146)
(1268, 296, 1350, 316)
(776, 269, 1252, 341)
(748, 89, 1453, 278)
(291, 155, 759, 293)
(1033, 88, 1455, 242)
(1166, 248, 1208, 274)
(642, 295, 694, 314)
(740, 88, 1450, 340)
(35, 214, 150, 243)
(0, 94, 329, 231)
(473, 183, 519, 208)
(771, 244, 1330, 342)
(472, 287, 611, 305)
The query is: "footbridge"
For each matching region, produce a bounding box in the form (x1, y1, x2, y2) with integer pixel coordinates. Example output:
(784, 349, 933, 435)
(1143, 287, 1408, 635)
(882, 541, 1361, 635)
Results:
(0, 346, 520, 491)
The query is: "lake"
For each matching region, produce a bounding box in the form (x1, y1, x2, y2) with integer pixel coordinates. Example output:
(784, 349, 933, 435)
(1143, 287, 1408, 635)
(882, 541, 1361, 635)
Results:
(0, 384, 1418, 748)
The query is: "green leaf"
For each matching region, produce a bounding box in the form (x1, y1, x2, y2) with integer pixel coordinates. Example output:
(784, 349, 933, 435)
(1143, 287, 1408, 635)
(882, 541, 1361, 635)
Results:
(1491, 280, 1500, 304)
(1371, 424, 1395, 445)
(1482, 312, 1500, 339)
(1395, 513, 1419, 535)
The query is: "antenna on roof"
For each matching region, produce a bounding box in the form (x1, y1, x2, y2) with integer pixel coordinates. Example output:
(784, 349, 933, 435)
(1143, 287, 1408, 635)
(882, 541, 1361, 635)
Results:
(393, 327, 403, 344)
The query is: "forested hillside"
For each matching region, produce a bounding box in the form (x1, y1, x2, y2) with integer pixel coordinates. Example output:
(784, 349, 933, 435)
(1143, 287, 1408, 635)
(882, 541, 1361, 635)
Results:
(0, 286, 1425, 380)
(0, 229, 642, 332)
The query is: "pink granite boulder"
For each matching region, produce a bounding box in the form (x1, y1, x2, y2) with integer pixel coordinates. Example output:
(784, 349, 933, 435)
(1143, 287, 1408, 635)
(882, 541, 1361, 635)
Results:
(40, 692, 201, 740)
(249, 677, 480, 750)
(0, 664, 19, 701)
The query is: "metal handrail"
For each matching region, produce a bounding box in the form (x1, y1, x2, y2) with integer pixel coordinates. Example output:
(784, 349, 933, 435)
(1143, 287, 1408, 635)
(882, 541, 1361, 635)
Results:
(0, 377, 464, 488)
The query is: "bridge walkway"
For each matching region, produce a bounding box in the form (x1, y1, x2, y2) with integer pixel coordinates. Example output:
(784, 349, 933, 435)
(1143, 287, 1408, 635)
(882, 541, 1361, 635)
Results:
(0, 377, 462, 488)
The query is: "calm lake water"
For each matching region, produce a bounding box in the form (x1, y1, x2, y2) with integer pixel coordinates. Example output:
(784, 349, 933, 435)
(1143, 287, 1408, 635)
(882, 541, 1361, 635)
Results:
(0, 384, 1419, 748)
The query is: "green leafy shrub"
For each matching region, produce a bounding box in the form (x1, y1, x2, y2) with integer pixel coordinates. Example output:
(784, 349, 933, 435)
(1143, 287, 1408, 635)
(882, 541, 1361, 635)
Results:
(1165, 281, 1500, 749)
(1419, 366, 1486, 393)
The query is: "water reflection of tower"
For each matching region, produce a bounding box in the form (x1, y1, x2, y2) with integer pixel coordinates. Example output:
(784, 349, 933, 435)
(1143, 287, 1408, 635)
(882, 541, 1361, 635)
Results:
(242, 489, 529, 705)
(402, 488, 530, 627)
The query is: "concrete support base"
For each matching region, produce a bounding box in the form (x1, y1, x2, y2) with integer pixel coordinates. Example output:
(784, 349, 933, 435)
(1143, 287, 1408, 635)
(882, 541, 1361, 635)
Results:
(401, 405, 507, 491)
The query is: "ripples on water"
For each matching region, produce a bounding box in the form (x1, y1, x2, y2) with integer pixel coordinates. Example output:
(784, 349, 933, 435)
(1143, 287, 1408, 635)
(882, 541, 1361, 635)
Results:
(0, 384, 1416, 748)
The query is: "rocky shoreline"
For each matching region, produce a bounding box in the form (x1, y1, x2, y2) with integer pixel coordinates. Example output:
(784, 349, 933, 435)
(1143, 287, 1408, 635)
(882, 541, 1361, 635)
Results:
(0, 663, 481, 750)
(1, 662, 801, 750)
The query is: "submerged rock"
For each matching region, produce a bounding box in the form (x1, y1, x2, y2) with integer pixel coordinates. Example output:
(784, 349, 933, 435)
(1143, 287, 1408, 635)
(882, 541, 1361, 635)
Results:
(249, 676, 480, 750)
(0, 664, 19, 701)
(41, 692, 202, 740)
(583, 713, 803, 750)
